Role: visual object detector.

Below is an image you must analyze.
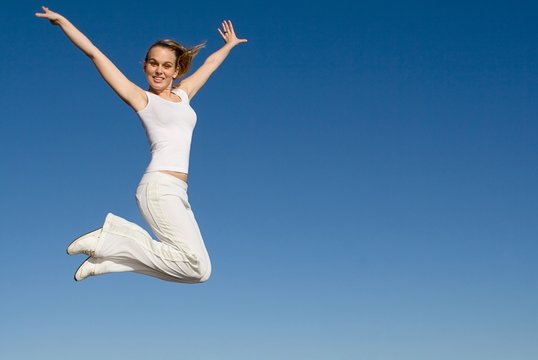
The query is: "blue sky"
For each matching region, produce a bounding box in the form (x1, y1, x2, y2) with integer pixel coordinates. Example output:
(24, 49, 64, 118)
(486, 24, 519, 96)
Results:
(1, 1, 537, 359)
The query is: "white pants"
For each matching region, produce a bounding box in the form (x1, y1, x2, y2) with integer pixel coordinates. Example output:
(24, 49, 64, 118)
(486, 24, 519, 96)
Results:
(87, 171, 211, 283)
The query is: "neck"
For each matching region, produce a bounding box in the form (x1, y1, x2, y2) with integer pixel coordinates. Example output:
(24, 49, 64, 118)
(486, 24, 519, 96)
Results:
(149, 86, 173, 97)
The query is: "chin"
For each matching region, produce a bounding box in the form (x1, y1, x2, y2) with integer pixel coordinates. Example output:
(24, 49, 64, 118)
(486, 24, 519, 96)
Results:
(147, 78, 170, 90)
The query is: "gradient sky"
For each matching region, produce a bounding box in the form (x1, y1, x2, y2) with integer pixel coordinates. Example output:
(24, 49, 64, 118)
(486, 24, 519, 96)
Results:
(1, 1, 537, 359)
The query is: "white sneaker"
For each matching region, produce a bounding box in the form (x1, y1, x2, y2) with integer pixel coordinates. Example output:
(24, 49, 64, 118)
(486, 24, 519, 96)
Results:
(74, 257, 97, 281)
(67, 228, 102, 256)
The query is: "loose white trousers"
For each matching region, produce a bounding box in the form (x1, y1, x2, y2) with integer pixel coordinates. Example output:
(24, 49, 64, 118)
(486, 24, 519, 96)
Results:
(88, 171, 211, 283)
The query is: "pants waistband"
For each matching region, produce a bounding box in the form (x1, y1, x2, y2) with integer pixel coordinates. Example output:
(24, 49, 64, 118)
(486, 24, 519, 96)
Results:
(139, 171, 188, 191)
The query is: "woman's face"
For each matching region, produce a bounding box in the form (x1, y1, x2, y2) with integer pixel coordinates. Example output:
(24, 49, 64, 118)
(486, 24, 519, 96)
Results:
(144, 46, 179, 91)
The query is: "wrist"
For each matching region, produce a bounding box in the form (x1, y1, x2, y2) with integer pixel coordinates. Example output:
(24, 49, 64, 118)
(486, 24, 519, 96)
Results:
(55, 15, 68, 26)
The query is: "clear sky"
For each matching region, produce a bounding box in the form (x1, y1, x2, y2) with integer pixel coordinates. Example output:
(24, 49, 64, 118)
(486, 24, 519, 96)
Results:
(1, 1, 537, 359)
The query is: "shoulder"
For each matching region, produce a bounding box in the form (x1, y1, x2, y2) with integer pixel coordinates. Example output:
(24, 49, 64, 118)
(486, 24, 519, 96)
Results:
(172, 86, 191, 102)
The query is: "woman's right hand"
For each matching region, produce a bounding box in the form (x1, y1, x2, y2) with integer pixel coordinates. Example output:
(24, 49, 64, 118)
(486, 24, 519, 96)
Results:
(35, 6, 64, 25)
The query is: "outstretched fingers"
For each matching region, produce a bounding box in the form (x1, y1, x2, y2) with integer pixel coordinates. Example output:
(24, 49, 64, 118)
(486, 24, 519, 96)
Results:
(222, 20, 230, 35)
(35, 5, 49, 17)
(218, 20, 233, 42)
(217, 20, 248, 45)
(217, 27, 226, 40)
(35, 5, 61, 24)
(228, 20, 236, 34)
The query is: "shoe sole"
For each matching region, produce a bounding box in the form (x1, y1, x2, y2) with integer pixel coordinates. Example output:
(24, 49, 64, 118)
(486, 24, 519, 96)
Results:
(74, 256, 92, 282)
(66, 227, 102, 255)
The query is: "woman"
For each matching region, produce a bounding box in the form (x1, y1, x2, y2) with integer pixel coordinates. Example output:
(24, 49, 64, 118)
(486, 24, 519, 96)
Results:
(35, 6, 247, 283)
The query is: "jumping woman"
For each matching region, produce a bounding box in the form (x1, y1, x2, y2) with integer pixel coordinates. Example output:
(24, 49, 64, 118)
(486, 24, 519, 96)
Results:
(35, 6, 247, 283)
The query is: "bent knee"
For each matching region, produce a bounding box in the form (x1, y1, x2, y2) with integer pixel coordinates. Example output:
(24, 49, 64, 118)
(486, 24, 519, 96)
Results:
(198, 267, 211, 283)
(197, 260, 211, 283)
(195, 257, 211, 283)
(171, 257, 211, 284)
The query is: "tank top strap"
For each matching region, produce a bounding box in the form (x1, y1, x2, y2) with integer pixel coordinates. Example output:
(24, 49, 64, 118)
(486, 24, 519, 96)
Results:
(172, 87, 190, 103)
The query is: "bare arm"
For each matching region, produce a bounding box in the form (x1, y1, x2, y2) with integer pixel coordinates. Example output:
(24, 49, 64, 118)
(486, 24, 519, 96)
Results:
(180, 20, 247, 100)
(35, 6, 147, 111)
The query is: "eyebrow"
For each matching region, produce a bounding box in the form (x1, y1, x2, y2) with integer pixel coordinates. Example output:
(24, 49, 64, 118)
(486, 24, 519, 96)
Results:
(147, 58, 174, 65)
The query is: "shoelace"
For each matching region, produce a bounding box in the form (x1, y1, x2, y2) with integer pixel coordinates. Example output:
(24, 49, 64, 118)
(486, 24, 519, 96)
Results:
(83, 249, 95, 257)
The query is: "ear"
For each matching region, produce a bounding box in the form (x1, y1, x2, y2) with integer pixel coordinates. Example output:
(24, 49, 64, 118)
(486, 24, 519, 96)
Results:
(173, 67, 180, 79)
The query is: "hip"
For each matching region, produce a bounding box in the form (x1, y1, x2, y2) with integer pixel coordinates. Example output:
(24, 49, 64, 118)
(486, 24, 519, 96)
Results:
(157, 170, 188, 183)
(138, 171, 188, 192)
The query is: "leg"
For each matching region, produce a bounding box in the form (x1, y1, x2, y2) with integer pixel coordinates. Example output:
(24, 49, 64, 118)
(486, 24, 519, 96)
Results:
(74, 257, 194, 283)
(90, 172, 211, 283)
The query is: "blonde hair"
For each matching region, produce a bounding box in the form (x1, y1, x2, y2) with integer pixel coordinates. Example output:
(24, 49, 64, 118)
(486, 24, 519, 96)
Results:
(144, 39, 206, 82)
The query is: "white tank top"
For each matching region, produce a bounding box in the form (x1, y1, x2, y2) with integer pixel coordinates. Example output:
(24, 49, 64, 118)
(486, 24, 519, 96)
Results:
(136, 88, 197, 174)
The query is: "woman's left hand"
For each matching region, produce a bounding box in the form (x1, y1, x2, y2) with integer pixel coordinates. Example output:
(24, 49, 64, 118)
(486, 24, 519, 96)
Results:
(218, 20, 248, 47)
